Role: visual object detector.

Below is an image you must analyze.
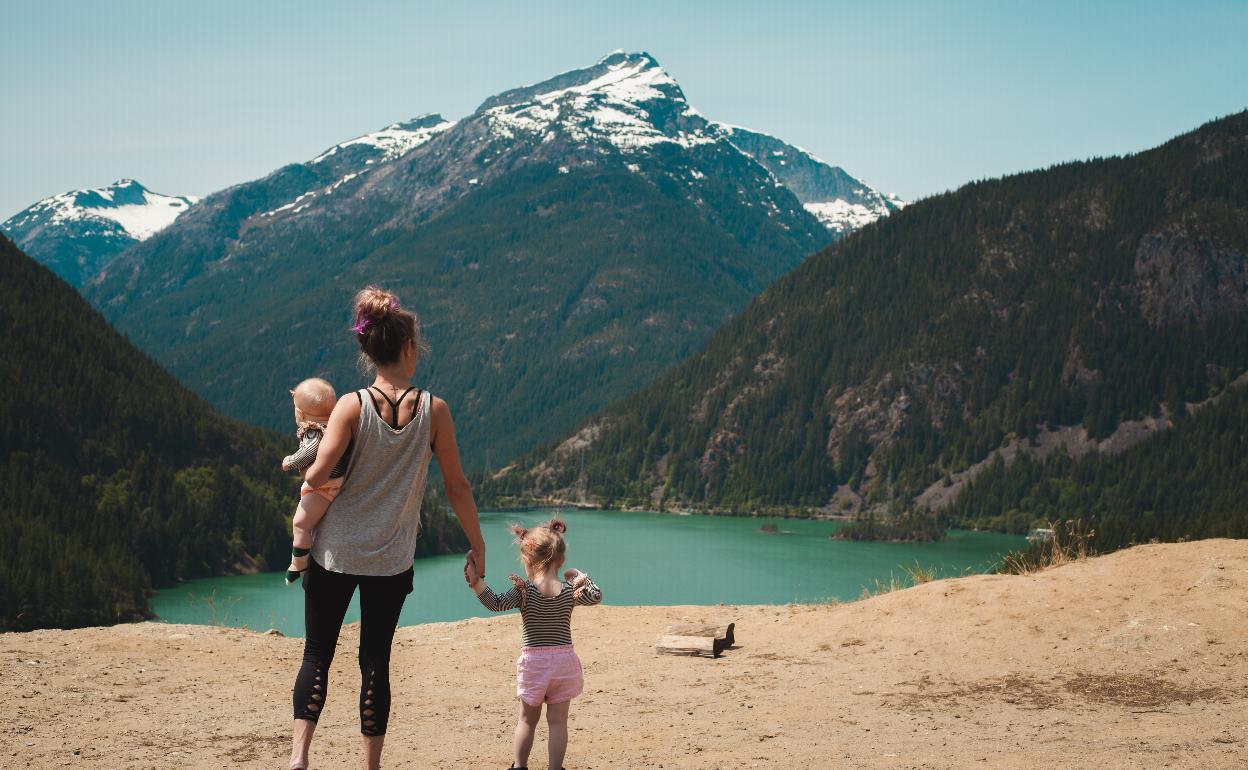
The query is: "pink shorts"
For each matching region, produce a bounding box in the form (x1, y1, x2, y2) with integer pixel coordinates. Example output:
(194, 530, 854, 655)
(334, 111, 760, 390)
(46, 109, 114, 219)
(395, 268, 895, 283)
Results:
(516, 645, 583, 706)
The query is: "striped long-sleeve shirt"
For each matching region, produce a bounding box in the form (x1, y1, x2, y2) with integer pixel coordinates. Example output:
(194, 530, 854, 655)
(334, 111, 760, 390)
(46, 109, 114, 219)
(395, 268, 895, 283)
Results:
(476, 577, 603, 647)
(283, 428, 350, 478)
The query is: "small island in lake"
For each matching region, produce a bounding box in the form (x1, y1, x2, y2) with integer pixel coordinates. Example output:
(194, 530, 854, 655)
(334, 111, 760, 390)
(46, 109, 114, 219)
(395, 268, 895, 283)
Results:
(758, 522, 794, 535)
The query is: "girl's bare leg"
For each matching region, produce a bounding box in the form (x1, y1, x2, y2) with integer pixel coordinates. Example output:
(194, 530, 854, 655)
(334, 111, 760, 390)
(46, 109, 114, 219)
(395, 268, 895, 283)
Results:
(290, 718, 316, 769)
(546, 700, 570, 769)
(514, 701, 542, 767)
(290, 494, 331, 572)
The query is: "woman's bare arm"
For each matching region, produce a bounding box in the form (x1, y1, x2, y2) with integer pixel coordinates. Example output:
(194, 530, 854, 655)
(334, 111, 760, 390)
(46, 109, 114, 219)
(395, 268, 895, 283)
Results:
(431, 396, 487, 577)
(304, 394, 360, 488)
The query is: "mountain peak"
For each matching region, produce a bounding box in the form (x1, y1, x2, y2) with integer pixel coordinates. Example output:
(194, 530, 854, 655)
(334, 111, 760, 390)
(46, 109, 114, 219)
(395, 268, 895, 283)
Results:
(596, 49, 659, 68)
(473, 51, 711, 153)
(476, 50, 681, 114)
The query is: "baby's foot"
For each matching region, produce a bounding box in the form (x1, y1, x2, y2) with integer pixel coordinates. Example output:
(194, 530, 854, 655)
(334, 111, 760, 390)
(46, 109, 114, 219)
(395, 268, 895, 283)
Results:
(285, 547, 311, 585)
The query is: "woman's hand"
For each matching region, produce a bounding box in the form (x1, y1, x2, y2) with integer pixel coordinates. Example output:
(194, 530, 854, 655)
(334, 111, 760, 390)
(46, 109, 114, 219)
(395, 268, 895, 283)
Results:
(464, 550, 482, 588)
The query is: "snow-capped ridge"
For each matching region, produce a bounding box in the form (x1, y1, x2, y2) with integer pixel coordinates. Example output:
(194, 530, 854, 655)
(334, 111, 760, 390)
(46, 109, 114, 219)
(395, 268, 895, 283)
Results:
(310, 113, 454, 165)
(4, 180, 198, 242)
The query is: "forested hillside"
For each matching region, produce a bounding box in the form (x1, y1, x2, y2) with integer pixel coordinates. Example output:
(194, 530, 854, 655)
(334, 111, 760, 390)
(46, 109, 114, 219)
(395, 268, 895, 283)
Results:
(0, 234, 465, 630)
(482, 111, 1248, 545)
(948, 381, 1248, 548)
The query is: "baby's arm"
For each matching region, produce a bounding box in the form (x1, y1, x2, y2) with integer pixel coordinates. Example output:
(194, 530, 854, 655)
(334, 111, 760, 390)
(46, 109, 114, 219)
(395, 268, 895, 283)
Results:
(282, 430, 322, 472)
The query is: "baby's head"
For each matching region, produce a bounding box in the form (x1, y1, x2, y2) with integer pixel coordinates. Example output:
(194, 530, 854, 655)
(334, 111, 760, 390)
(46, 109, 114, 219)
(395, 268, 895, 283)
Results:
(290, 377, 336, 423)
(510, 517, 568, 579)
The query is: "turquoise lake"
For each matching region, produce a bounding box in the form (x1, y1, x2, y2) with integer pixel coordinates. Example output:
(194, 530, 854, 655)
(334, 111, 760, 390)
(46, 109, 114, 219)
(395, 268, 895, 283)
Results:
(151, 509, 1026, 636)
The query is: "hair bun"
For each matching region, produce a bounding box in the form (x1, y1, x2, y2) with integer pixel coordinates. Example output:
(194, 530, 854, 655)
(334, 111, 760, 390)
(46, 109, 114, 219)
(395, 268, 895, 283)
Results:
(508, 522, 529, 543)
(548, 519, 567, 534)
(354, 286, 399, 323)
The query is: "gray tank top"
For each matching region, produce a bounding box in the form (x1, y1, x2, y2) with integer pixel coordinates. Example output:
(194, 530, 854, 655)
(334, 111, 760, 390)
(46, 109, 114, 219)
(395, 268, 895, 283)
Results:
(311, 388, 433, 576)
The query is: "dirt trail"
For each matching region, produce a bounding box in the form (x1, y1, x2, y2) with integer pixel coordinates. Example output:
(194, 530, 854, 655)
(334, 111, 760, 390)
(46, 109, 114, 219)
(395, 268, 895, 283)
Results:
(1, 539, 1245, 768)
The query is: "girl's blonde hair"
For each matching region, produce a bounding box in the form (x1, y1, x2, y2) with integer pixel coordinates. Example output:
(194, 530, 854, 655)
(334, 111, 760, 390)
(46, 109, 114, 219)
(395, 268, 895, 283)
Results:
(510, 517, 568, 576)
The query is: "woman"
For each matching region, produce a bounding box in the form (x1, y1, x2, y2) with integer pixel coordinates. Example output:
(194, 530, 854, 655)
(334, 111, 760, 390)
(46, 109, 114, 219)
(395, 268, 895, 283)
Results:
(288, 286, 487, 770)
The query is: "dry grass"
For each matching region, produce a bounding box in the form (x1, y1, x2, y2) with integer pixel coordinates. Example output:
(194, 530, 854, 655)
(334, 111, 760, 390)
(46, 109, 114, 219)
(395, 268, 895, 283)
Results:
(888, 672, 1236, 713)
(860, 561, 939, 598)
(1063, 673, 1230, 709)
(1000, 519, 1095, 575)
(903, 560, 937, 584)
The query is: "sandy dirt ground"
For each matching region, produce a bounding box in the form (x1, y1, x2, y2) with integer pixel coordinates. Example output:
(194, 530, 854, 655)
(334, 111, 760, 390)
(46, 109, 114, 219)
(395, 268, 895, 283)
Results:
(1, 539, 1245, 769)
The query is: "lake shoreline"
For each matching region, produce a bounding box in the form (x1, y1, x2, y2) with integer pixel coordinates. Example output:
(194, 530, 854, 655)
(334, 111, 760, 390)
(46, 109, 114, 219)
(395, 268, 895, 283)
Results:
(480, 501, 857, 520)
(150, 509, 1025, 636)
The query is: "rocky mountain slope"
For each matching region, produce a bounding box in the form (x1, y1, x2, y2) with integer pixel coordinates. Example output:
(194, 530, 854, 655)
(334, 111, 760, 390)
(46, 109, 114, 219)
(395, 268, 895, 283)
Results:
(480, 111, 1248, 538)
(1, 179, 196, 286)
(85, 52, 898, 466)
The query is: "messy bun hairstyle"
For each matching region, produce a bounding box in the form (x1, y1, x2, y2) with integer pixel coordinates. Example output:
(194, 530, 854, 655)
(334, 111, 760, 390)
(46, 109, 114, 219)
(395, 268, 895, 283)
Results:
(352, 286, 420, 368)
(510, 517, 568, 576)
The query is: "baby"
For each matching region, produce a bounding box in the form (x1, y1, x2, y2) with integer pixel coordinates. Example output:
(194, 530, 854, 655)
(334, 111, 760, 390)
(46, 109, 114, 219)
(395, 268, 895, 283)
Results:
(281, 377, 350, 584)
(466, 517, 602, 770)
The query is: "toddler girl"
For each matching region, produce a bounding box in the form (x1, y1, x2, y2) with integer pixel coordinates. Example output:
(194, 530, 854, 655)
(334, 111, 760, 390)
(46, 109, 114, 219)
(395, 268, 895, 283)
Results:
(281, 377, 350, 584)
(465, 517, 602, 770)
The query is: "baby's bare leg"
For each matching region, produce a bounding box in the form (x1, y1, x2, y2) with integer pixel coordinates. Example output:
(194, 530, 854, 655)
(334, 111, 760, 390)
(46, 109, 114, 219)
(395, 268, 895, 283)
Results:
(287, 494, 331, 583)
(513, 701, 542, 768)
(292, 494, 331, 552)
(546, 700, 570, 769)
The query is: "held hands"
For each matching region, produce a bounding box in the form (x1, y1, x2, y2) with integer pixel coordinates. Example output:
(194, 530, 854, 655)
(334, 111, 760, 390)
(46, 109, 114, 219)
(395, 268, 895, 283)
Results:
(464, 550, 484, 589)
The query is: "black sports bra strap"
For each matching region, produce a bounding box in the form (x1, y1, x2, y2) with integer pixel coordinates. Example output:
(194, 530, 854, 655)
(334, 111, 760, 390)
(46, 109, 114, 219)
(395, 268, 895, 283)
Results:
(369, 385, 418, 429)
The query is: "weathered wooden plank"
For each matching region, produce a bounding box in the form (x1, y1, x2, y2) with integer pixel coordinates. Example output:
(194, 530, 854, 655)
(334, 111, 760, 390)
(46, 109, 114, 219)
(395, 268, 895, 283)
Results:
(655, 634, 724, 658)
(665, 622, 735, 646)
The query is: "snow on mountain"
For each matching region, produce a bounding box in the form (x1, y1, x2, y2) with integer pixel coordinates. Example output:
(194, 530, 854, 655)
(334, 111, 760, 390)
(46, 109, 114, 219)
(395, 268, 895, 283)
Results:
(310, 113, 455, 165)
(4, 179, 197, 241)
(477, 52, 717, 152)
(1, 180, 197, 285)
(469, 51, 903, 237)
(251, 114, 455, 221)
(715, 123, 906, 236)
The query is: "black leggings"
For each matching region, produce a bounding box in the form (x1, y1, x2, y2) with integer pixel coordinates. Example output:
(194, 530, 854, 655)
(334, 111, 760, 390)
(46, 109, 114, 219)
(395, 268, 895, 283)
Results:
(292, 559, 413, 736)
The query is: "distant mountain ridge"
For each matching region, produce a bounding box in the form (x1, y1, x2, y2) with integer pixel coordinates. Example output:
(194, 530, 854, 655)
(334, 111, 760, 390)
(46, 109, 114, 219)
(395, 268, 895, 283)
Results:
(85, 51, 900, 468)
(2, 179, 196, 286)
(478, 110, 1248, 546)
(717, 124, 905, 235)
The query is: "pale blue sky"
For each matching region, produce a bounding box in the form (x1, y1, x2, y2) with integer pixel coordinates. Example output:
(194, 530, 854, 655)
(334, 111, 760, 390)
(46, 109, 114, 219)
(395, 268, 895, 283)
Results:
(2, 1, 1245, 218)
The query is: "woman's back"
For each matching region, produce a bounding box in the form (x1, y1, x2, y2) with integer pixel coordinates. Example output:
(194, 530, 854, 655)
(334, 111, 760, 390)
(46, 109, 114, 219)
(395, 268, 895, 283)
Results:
(311, 388, 433, 576)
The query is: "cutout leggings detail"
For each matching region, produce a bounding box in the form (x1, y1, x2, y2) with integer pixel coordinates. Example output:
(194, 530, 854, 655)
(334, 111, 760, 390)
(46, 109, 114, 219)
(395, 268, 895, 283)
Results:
(293, 559, 413, 736)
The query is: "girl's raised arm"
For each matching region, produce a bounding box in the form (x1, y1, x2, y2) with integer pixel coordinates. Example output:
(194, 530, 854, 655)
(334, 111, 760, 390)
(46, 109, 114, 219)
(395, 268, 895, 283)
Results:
(303, 393, 360, 488)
